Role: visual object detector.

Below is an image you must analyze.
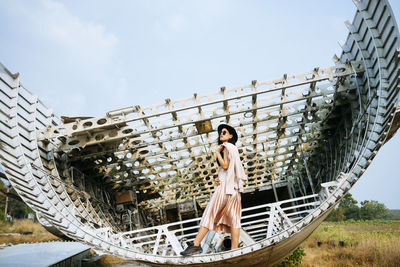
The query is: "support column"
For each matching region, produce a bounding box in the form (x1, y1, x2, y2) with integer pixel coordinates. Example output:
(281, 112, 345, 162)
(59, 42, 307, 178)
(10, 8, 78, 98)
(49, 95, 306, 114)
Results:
(272, 181, 279, 202)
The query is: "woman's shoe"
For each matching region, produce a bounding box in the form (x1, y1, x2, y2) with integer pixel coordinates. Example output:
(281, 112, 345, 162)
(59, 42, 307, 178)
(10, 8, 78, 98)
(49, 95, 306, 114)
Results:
(180, 244, 202, 256)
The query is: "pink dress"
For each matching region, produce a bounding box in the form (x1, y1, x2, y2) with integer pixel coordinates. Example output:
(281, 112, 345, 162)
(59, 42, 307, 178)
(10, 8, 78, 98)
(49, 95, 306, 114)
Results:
(199, 150, 243, 233)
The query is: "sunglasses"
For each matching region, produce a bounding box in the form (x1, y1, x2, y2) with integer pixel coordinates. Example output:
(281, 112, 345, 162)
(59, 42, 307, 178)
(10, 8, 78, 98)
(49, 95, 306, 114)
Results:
(220, 130, 228, 136)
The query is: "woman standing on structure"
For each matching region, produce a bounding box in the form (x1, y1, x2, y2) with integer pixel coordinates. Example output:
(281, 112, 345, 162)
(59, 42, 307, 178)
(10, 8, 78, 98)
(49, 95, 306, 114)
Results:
(181, 124, 247, 256)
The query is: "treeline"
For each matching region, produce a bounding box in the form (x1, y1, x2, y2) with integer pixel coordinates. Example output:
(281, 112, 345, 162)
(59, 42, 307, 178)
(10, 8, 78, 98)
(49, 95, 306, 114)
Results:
(384, 209, 400, 220)
(326, 193, 388, 221)
(0, 179, 33, 221)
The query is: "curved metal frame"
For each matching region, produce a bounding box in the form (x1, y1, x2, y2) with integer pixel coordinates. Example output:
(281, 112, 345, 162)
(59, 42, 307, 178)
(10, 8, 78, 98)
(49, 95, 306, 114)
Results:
(0, 0, 399, 266)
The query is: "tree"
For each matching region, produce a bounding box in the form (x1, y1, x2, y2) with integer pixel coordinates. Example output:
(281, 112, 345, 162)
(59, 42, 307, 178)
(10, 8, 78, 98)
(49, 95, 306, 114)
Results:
(338, 193, 360, 220)
(326, 206, 345, 221)
(0, 179, 33, 219)
(326, 193, 389, 221)
(360, 200, 388, 220)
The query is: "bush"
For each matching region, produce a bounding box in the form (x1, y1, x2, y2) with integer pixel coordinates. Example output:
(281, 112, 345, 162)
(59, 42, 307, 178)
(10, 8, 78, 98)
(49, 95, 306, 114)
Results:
(276, 246, 306, 267)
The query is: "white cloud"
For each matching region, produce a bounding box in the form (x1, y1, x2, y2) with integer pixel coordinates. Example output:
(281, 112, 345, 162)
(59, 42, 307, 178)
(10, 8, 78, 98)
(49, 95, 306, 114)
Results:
(23, 0, 118, 67)
(2, 0, 128, 116)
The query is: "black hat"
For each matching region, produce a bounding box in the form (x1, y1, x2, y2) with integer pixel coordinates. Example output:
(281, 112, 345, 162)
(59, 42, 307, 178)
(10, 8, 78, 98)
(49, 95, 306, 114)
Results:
(217, 124, 238, 145)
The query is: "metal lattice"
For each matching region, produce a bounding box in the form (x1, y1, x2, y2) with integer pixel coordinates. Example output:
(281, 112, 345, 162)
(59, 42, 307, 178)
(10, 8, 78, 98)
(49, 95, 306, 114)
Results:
(0, 0, 399, 266)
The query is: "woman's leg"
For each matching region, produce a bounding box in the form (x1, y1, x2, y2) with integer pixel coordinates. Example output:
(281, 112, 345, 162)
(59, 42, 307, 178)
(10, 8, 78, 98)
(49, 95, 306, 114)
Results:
(193, 226, 209, 246)
(230, 228, 240, 249)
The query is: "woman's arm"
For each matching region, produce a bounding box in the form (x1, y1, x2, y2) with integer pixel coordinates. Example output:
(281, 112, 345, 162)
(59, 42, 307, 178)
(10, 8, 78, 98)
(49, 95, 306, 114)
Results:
(217, 146, 230, 170)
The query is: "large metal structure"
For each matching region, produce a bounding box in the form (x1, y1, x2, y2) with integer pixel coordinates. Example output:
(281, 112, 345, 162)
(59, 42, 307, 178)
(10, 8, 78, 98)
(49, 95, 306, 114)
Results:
(0, 0, 399, 266)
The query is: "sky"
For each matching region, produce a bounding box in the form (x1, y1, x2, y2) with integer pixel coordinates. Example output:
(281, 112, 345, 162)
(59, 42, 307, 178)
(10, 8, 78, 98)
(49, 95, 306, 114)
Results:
(0, 0, 399, 209)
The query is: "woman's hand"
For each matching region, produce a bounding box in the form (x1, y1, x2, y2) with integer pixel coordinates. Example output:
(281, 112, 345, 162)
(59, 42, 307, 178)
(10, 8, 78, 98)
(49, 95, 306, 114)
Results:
(217, 145, 224, 153)
(215, 177, 221, 186)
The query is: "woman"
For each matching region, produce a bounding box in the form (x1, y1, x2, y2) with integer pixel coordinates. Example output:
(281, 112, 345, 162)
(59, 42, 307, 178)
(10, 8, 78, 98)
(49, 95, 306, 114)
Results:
(180, 123, 247, 256)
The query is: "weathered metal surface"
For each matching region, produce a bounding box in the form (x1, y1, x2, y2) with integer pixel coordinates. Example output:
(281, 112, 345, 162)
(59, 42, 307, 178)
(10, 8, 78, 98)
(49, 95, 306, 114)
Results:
(37, 62, 364, 212)
(0, 241, 91, 267)
(139, 204, 334, 267)
(0, 0, 399, 265)
(385, 101, 400, 143)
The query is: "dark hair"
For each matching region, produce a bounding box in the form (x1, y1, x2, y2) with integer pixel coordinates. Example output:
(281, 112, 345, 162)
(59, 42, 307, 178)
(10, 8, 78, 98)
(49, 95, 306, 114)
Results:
(216, 128, 235, 166)
(217, 128, 235, 146)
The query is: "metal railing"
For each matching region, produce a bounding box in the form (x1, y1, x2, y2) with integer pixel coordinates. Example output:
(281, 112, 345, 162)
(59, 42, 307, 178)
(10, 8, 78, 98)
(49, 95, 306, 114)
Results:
(110, 193, 319, 256)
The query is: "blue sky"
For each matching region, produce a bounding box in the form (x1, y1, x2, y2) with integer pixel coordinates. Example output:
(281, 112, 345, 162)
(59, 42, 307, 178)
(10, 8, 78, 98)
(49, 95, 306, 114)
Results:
(0, 0, 399, 208)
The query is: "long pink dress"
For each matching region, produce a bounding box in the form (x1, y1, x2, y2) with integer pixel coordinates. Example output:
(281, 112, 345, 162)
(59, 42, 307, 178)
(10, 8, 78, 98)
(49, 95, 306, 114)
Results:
(199, 146, 243, 233)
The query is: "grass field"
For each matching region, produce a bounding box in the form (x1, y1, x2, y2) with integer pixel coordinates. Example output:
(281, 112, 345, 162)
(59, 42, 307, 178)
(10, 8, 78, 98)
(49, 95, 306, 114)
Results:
(0, 219, 61, 244)
(1, 219, 399, 266)
(300, 220, 400, 267)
